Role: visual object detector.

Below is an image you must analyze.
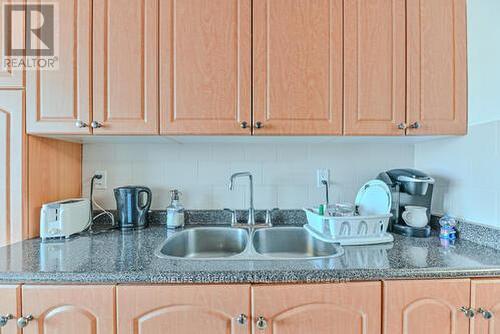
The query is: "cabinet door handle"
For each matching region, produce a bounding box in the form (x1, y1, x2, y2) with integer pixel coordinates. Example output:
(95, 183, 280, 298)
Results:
(477, 308, 493, 320)
(75, 120, 88, 128)
(409, 122, 421, 129)
(0, 314, 13, 327)
(256, 316, 268, 330)
(397, 123, 407, 130)
(459, 306, 475, 318)
(254, 121, 263, 129)
(17, 315, 33, 328)
(236, 314, 247, 326)
(240, 121, 248, 129)
(90, 121, 102, 129)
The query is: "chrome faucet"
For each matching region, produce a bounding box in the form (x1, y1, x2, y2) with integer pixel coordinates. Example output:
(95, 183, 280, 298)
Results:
(229, 172, 255, 226)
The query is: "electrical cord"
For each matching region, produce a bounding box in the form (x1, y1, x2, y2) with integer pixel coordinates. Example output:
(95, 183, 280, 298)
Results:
(86, 174, 115, 233)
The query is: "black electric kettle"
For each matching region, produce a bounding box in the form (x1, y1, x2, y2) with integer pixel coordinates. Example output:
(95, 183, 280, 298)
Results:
(114, 186, 152, 230)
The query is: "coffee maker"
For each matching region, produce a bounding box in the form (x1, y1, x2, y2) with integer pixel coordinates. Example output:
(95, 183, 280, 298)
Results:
(378, 169, 435, 237)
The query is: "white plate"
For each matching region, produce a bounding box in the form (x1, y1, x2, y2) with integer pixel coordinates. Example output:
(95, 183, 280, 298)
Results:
(355, 180, 392, 216)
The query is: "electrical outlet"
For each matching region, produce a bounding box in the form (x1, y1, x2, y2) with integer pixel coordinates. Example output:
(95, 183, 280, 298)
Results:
(316, 168, 330, 188)
(94, 170, 107, 190)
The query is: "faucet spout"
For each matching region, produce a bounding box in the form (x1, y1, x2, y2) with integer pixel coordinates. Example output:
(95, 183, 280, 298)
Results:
(228, 172, 254, 226)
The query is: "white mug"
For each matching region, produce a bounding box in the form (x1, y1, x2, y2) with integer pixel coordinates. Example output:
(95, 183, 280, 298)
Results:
(402, 206, 428, 228)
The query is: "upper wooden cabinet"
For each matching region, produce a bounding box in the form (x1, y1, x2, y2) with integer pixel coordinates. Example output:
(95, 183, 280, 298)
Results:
(21, 285, 115, 334)
(406, 0, 467, 135)
(252, 282, 381, 334)
(471, 279, 500, 334)
(93, 0, 159, 134)
(160, 0, 251, 135)
(344, 0, 406, 135)
(0, 285, 21, 334)
(26, 0, 92, 134)
(384, 279, 471, 334)
(117, 285, 251, 334)
(0, 91, 25, 247)
(252, 0, 343, 135)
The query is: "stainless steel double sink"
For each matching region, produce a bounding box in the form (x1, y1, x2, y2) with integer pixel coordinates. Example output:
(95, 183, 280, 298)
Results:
(155, 226, 344, 260)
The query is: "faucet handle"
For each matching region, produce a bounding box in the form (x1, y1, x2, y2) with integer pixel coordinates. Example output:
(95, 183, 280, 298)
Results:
(265, 208, 279, 226)
(223, 208, 238, 225)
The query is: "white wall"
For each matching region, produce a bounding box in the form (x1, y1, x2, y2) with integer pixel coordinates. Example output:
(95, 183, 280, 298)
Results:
(83, 143, 414, 210)
(467, 0, 500, 125)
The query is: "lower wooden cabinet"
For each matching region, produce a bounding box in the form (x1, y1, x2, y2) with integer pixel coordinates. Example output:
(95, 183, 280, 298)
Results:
(117, 285, 251, 334)
(471, 279, 500, 334)
(0, 285, 21, 334)
(384, 279, 471, 334)
(252, 282, 381, 334)
(21, 285, 115, 334)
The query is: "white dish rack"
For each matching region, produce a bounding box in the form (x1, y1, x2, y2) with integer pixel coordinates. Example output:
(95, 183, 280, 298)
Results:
(304, 208, 394, 245)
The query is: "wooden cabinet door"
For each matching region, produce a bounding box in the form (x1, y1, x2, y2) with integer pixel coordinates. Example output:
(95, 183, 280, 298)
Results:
(0, 0, 23, 88)
(253, 0, 343, 135)
(344, 0, 406, 135)
(0, 285, 21, 334)
(117, 285, 250, 334)
(26, 0, 92, 134)
(471, 279, 500, 334)
(384, 279, 470, 334)
(93, 0, 158, 134)
(252, 282, 381, 334)
(160, 0, 251, 135)
(406, 0, 467, 135)
(0, 91, 24, 247)
(21, 285, 115, 334)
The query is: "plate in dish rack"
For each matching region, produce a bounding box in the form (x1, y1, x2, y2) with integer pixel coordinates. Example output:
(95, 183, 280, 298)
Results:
(355, 180, 392, 216)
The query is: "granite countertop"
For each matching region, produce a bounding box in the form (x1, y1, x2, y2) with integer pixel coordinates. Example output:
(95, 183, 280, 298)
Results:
(2, 221, 500, 284)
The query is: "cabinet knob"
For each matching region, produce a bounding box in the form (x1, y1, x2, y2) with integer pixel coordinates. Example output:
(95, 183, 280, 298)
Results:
(236, 313, 247, 326)
(459, 306, 475, 318)
(477, 308, 493, 320)
(0, 314, 13, 327)
(256, 316, 268, 330)
(255, 121, 263, 129)
(17, 315, 33, 328)
(240, 121, 248, 129)
(409, 122, 421, 129)
(90, 121, 102, 129)
(397, 122, 407, 130)
(75, 120, 88, 128)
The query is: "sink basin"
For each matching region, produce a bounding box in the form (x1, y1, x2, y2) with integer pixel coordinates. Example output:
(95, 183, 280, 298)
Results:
(252, 227, 343, 259)
(156, 227, 249, 259)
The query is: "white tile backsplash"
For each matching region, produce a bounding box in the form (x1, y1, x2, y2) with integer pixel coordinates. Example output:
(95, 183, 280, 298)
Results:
(83, 142, 415, 210)
(415, 120, 500, 227)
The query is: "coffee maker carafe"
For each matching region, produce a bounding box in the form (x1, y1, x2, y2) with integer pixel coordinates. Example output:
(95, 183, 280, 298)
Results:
(378, 169, 435, 237)
(114, 186, 152, 230)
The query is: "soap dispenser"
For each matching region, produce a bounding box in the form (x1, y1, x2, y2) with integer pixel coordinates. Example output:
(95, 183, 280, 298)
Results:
(166, 190, 185, 229)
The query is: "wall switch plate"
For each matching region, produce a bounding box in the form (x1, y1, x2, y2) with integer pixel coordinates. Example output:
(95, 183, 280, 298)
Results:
(94, 170, 107, 190)
(316, 168, 330, 187)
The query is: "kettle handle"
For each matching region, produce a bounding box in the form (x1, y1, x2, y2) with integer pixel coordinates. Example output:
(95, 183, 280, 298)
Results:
(138, 188, 152, 212)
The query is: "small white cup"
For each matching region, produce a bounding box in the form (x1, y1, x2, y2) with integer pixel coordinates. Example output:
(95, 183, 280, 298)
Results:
(402, 206, 428, 228)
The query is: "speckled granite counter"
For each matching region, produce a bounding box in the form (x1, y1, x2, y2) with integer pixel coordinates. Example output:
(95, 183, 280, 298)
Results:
(1, 223, 500, 284)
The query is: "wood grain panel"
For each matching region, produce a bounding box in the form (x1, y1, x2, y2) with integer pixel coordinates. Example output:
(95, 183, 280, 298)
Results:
(26, 0, 92, 134)
(407, 0, 467, 135)
(93, 0, 159, 134)
(22, 285, 115, 334)
(117, 285, 251, 334)
(0, 0, 24, 88)
(27, 136, 82, 238)
(160, 0, 251, 135)
(0, 285, 21, 334)
(253, 0, 342, 135)
(252, 282, 381, 334)
(344, 0, 406, 135)
(0, 91, 25, 247)
(471, 279, 500, 334)
(384, 279, 470, 334)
